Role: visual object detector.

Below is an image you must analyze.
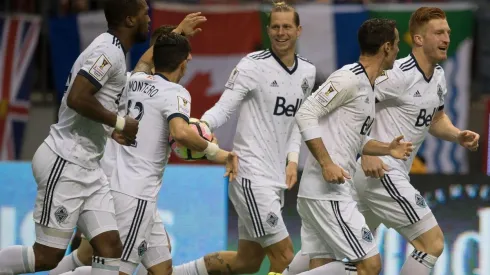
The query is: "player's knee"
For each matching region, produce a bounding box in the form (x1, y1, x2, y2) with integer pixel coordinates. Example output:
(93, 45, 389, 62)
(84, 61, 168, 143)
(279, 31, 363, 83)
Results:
(266, 237, 294, 267)
(90, 230, 123, 258)
(423, 232, 445, 257)
(32, 243, 66, 271)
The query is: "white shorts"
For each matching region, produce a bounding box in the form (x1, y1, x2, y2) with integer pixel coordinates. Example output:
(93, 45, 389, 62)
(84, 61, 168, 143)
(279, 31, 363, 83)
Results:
(113, 191, 171, 274)
(352, 164, 437, 240)
(32, 143, 117, 249)
(228, 176, 289, 247)
(297, 197, 378, 262)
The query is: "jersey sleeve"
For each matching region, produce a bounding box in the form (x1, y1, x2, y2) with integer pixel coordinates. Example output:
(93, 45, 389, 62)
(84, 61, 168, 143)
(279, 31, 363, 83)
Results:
(201, 58, 258, 131)
(374, 67, 407, 102)
(296, 70, 356, 141)
(437, 69, 447, 110)
(78, 43, 122, 91)
(162, 86, 192, 123)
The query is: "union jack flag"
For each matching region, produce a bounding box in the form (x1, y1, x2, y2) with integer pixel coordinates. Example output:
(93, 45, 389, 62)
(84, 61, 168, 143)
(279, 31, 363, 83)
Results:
(0, 15, 41, 160)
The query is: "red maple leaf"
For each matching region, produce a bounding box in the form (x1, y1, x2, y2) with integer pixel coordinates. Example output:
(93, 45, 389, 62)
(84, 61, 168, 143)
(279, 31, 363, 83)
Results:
(168, 72, 222, 165)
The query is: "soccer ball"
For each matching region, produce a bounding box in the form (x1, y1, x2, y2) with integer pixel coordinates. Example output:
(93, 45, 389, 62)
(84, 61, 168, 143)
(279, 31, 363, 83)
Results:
(169, 118, 213, 161)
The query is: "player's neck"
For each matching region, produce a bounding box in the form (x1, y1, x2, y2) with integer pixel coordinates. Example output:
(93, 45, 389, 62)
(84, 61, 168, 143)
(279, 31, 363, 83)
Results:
(157, 71, 180, 83)
(358, 57, 384, 86)
(108, 28, 135, 53)
(271, 47, 296, 67)
(411, 49, 436, 79)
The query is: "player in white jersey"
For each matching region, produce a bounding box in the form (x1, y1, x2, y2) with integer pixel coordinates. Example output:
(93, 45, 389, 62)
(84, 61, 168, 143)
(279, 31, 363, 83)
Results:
(294, 18, 413, 275)
(0, 1, 151, 275)
(353, 7, 479, 275)
(200, 2, 316, 274)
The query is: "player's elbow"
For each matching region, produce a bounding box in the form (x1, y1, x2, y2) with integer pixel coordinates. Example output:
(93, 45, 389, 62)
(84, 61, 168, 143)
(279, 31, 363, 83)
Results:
(66, 91, 80, 110)
(170, 127, 190, 144)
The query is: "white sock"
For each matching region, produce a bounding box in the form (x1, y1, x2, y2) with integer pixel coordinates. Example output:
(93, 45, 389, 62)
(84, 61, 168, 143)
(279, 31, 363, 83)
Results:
(283, 250, 310, 275)
(172, 257, 208, 275)
(0, 245, 35, 274)
(344, 262, 358, 274)
(135, 264, 148, 275)
(297, 261, 345, 275)
(60, 266, 92, 275)
(91, 256, 120, 275)
(400, 249, 437, 275)
(50, 250, 86, 275)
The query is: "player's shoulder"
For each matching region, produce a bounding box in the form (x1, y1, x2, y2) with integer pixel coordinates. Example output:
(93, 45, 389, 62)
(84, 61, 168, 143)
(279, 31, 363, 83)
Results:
(434, 63, 445, 77)
(296, 54, 316, 73)
(246, 49, 272, 61)
(326, 63, 363, 88)
(85, 32, 126, 60)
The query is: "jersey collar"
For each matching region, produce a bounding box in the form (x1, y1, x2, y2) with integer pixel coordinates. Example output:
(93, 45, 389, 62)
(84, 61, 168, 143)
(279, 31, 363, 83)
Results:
(155, 73, 169, 81)
(106, 30, 128, 56)
(409, 53, 432, 83)
(269, 49, 298, 75)
(356, 62, 374, 91)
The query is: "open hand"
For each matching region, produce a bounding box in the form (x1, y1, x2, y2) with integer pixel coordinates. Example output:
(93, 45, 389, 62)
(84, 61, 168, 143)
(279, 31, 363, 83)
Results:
(389, 135, 413, 160)
(286, 161, 298, 190)
(224, 152, 238, 182)
(176, 12, 207, 37)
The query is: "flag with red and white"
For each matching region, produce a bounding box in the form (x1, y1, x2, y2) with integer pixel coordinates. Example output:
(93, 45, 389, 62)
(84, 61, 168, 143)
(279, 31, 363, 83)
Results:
(0, 15, 41, 160)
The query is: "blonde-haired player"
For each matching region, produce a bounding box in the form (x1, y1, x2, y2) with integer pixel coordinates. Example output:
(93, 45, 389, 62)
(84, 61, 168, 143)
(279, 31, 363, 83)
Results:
(201, 2, 316, 274)
(355, 7, 479, 275)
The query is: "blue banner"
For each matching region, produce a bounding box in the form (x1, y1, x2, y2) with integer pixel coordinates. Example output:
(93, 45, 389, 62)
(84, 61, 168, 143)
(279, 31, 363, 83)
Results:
(0, 163, 228, 273)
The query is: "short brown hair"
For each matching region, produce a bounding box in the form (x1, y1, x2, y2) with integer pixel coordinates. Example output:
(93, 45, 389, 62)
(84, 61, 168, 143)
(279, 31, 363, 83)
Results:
(358, 18, 397, 56)
(409, 7, 446, 38)
(268, 1, 300, 27)
(150, 25, 177, 46)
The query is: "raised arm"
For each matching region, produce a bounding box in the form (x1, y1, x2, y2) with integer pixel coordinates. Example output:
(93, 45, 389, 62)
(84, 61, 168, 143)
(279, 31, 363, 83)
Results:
(201, 59, 258, 130)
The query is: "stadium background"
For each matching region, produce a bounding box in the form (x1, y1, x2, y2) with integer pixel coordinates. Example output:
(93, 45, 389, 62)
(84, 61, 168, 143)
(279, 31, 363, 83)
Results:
(0, 0, 489, 274)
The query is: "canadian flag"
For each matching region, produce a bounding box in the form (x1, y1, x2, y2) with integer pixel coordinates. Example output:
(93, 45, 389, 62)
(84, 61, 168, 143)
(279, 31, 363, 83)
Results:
(152, 3, 263, 164)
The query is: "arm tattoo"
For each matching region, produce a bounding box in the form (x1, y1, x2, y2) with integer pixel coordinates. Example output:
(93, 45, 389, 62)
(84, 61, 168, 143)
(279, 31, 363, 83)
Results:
(133, 60, 153, 75)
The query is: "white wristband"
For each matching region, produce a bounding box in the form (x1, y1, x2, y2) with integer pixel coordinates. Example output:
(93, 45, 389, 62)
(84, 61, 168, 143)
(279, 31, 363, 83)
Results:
(287, 152, 299, 164)
(115, 116, 125, 132)
(204, 141, 220, 160)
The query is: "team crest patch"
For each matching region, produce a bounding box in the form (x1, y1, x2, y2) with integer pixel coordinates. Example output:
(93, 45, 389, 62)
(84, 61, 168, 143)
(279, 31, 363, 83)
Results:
(266, 212, 279, 227)
(54, 206, 68, 224)
(415, 194, 427, 208)
(138, 240, 148, 257)
(361, 227, 373, 243)
(89, 54, 112, 81)
(301, 78, 309, 94)
(313, 82, 338, 107)
(225, 67, 240, 90)
(177, 96, 191, 116)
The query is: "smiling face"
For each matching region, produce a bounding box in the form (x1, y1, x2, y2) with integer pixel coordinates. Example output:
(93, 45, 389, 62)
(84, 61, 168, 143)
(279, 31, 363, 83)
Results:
(419, 18, 451, 63)
(267, 10, 301, 56)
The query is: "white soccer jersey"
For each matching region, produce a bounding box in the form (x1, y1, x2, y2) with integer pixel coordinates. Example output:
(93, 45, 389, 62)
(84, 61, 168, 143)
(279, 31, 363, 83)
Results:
(298, 63, 375, 200)
(201, 49, 316, 188)
(45, 32, 128, 169)
(100, 72, 131, 179)
(110, 72, 192, 201)
(371, 54, 447, 175)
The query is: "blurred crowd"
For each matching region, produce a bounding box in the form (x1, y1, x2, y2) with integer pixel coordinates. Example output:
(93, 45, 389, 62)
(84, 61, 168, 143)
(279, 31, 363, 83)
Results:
(1, 0, 455, 15)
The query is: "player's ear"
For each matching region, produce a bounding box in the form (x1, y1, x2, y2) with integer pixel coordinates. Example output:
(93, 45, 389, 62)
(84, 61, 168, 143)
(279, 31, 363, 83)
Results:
(296, 25, 302, 37)
(412, 34, 423, 47)
(125, 16, 136, 28)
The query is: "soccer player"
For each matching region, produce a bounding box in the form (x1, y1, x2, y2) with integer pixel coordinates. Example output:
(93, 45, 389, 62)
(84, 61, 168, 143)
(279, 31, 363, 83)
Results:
(354, 7, 479, 275)
(200, 2, 316, 274)
(0, 1, 150, 275)
(294, 18, 409, 275)
(48, 20, 203, 275)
